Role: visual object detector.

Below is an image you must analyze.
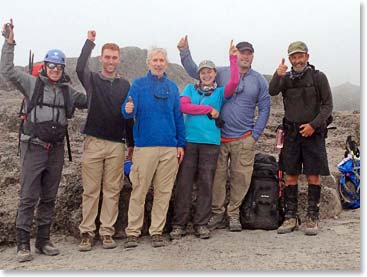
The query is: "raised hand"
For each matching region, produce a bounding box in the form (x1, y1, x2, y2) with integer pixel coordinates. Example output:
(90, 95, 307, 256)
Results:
(276, 58, 288, 77)
(229, 40, 238, 56)
(87, 30, 96, 42)
(125, 96, 134, 114)
(177, 35, 189, 50)
(2, 18, 14, 43)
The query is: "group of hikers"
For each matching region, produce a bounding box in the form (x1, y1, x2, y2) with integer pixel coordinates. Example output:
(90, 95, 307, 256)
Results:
(0, 19, 333, 263)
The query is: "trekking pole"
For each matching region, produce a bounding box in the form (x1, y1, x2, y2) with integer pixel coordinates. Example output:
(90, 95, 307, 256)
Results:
(28, 50, 34, 75)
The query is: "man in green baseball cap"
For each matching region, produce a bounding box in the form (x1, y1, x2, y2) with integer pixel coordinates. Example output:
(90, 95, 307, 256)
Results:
(287, 41, 308, 56)
(268, 41, 333, 236)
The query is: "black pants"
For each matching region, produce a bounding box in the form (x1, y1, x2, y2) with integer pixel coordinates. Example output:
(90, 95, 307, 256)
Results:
(16, 142, 64, 232)
(172, 143, 220, 227)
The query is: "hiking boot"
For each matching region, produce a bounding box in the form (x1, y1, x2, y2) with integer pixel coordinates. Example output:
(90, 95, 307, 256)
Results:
(101, 235, 117, 249)
(35, 224, 59, 256)
(78, 233, 94, 252)
(305, 184, 321, 236)
(35, 241, 60, 256)
(151, 234, 166, 248)
(304, 216, 319, 236)
(228, 216, 242, 232)
(17, 245, 33, 263)
(277, 217, 299, 234)
(124, 236, 138, 248)
(208, 213, 226, 230)
(194, 226, 210, 239)
(16, 228, 33, 263)
(169, 225, 186, 240)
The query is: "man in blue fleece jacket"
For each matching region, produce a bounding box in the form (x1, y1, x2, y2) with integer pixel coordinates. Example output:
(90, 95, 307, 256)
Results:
(121, 47, 185, 248)
(177, 36, 270, 232)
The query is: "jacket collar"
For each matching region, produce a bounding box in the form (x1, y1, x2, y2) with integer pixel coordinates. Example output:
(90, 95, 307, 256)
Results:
(146, 70, 167, 81)
(97, 71, 121, 81)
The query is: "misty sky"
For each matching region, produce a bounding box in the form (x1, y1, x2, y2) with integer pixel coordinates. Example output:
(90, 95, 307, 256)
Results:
(0, 0, 361, 87)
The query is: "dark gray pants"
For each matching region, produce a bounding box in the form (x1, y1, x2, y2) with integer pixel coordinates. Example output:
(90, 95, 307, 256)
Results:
(172, 143, 220, 227)
(16, 141, 64, 232)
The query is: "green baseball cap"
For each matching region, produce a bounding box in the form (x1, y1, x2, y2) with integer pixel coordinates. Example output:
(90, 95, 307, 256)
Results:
(197, 60, 216, 73)
(288, 41, 308, 56)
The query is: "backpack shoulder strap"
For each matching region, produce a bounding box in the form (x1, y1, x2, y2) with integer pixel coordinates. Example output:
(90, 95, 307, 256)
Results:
(26, 77, 45, 114)
(311, 69, 321, 102)
(61, 85, 72, 119)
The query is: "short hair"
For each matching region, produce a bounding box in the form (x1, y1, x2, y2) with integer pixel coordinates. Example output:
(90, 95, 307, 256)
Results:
(101, 43, 120, 56)
(146, 47, 169, 65)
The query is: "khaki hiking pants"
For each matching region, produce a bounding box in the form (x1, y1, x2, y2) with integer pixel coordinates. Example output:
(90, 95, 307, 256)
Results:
(125, 147, 179, 237)
(212, 136, 256, 218)
(79, 136, 125, 237)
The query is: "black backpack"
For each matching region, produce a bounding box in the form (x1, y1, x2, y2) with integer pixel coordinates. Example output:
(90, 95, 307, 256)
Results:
(240, 153, 284, 230)
(18, 73, 73, 161)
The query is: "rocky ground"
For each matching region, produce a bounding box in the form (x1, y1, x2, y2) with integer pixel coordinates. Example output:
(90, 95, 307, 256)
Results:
(0, 208, 360, 270)
(0, 82, 361, 270)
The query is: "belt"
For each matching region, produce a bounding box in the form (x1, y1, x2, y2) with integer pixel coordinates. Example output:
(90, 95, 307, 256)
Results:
(221, 131, 252, 143)
(22, 137, 64, 151)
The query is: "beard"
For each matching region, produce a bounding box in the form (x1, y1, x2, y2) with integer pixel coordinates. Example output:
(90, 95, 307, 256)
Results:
(292, 62, 307, 73)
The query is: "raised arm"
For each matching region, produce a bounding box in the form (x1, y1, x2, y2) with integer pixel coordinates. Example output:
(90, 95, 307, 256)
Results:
(76, 30, 96, 97)
(0, 19, 34, 97)
(269, 58, 288, 96)
(177, 35, 199, 80)
(224, 40, 240, 98)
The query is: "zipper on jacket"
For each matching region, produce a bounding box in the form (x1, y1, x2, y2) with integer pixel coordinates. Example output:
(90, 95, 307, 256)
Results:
(52, 85, 57, 122)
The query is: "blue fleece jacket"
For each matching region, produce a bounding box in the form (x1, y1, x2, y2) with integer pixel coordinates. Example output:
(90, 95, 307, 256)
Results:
(121, 71, 185, 148)
(179, 48, 270, 141)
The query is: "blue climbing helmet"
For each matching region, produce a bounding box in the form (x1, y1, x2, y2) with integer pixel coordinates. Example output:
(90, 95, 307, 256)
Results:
(44, 49, 66, 65)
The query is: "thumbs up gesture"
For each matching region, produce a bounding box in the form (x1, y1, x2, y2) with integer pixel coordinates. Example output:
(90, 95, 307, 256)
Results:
(277, 58, 288, 77)
(125, 96, 134, 114)
(177, 35, 189, 50)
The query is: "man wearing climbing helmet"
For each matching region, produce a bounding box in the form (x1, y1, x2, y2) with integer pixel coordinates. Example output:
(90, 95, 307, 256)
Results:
(0, 18, 87, 263)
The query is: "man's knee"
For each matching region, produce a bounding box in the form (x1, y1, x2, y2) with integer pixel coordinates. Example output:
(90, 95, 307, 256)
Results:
(285, 175, 299, 185)
(306, 175, 321, 184)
